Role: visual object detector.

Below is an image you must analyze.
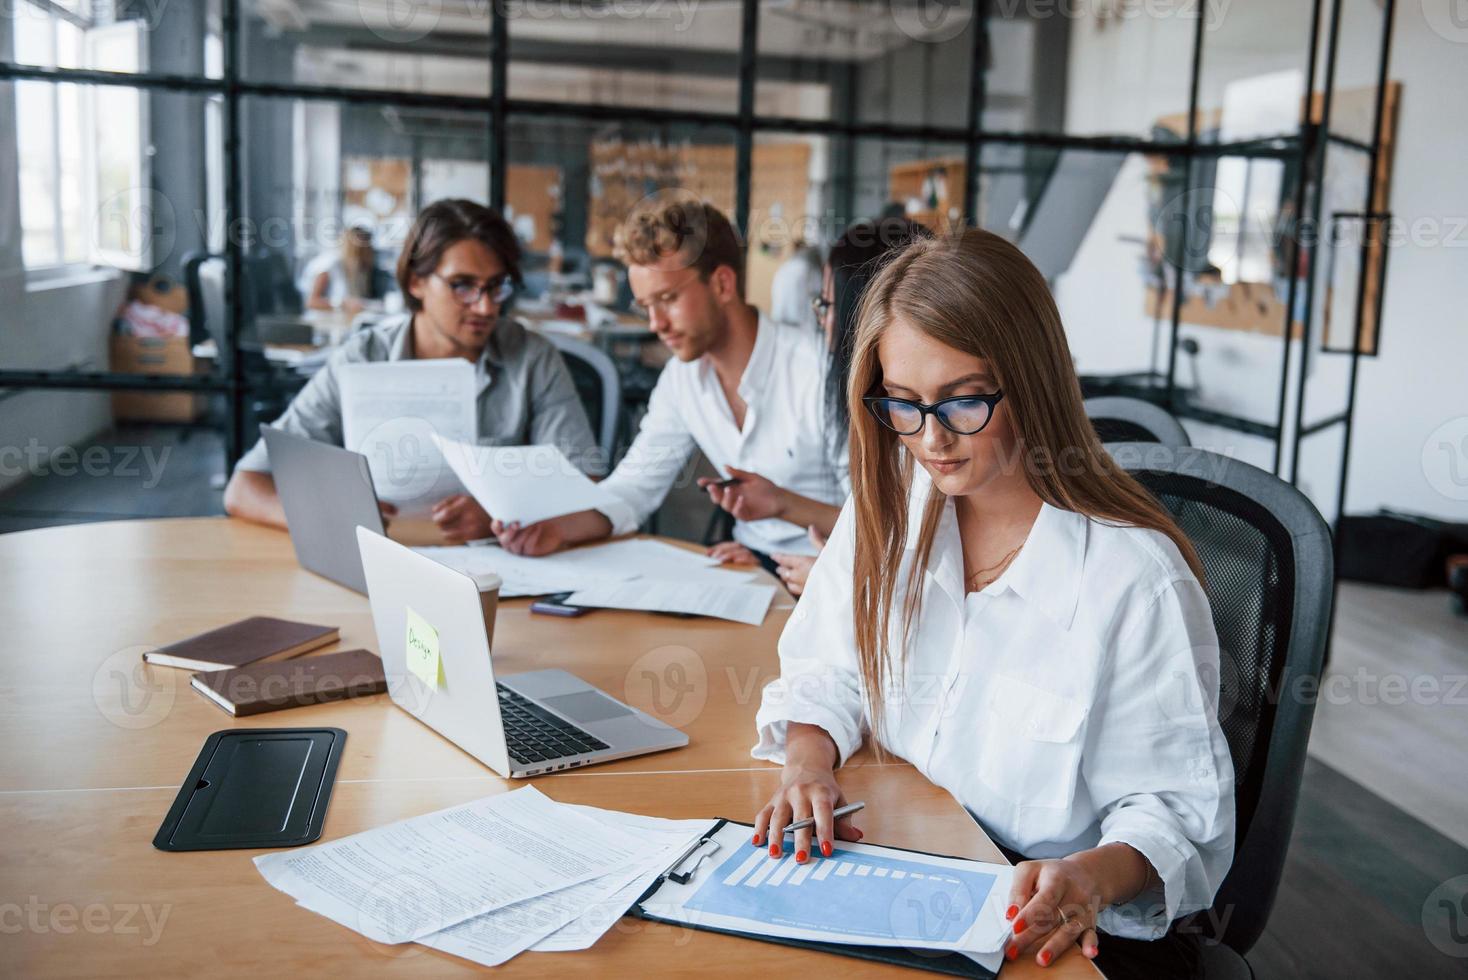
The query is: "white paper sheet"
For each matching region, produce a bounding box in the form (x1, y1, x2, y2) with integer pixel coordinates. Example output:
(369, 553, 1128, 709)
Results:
(253, 786, 663, 945)
(564, 579, 777, 626)
(531, 807, 712, 953)
(962, 950, 1006, 974)
(414, 538, 756, 598)
(341, 360, 475, 515)
(417, 862, 651, 967)
(589, 538, 757, 585)
(427, 808, 710, 965)
(413, 543, 629, 597)
(435, 437, 617, 525)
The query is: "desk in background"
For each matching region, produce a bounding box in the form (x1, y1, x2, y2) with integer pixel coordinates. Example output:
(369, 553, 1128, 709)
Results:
(0, 517, 1098, 978)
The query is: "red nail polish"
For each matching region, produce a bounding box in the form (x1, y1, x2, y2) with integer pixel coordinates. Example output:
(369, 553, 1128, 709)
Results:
(1005, 946, 1017, 962)
(1005, 904, 1018, 921)
(769, 844, 780, 857)
(1086, 945, 1098, 958)
(795, 850, 808, 863)
(820, 840, 832, 857)
(1013, 917, 1026, 933)
(1039, 950, 1052, 967)
(751, 834, 762, 846)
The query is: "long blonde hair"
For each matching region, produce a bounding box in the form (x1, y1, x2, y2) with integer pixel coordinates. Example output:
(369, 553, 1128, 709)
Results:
(848, 230, 1203, 740)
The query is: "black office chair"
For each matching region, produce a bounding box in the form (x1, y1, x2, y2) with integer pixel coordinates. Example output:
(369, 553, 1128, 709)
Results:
(182, 251, 297, 445)
(544, 334, 624, 465)
(1109, 443, 1334, 977)
(1085, 395, 1191, 447)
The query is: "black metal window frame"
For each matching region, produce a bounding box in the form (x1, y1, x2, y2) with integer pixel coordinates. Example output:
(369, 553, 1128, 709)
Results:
(0, 0, 1394, 529)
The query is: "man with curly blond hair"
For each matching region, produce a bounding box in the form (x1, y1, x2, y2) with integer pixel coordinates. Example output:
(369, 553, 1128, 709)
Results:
(491, 197, 847, 574)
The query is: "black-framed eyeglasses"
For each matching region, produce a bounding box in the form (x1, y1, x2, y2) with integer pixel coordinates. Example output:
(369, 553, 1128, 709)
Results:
(434, 273, 513, 306)
(810, 294, 833, 320)
(862, 392, 1005, 436)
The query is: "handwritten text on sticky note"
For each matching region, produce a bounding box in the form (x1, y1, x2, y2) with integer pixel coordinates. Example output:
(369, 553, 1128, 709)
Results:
(404, 606, 442, 688)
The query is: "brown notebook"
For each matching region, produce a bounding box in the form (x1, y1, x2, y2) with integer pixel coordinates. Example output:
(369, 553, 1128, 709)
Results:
(141, 616, 338, 672)
(190, 648, 387, 717)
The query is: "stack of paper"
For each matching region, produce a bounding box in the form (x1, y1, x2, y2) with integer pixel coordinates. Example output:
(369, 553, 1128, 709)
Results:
(415, 537, 776, 624)
(255, 786, 705, 969)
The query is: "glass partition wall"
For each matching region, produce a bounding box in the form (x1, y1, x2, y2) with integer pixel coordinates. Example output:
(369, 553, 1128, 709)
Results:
(1, 0, 1396, 533)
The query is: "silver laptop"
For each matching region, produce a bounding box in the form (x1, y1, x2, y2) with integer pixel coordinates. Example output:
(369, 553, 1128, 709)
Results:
(355, 526, 689, 777)
(262, 426, 385, 594)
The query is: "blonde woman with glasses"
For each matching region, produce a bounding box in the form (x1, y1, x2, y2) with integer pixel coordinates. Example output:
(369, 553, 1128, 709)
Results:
(749, 230, 1235, 979)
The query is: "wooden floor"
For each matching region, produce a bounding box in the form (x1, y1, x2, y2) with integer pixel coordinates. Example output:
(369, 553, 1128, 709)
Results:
(1308, 581, 1468, 849)
(1250, 758, 1468, 978)
(3, 425, 1467, 976)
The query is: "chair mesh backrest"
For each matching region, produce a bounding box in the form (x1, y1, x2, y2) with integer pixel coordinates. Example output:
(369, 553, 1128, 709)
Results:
(559, 350, 604, 439)
(1092, 417, 1162, 445)
(1132, 469, 1296, 846)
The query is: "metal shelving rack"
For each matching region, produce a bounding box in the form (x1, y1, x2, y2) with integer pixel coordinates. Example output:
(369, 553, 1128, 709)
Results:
(1, 0, 1395, 527)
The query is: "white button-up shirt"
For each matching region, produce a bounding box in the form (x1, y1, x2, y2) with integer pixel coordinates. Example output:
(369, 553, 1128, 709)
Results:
(752, 468, 1236, 940)
(597, 313, 849, 556)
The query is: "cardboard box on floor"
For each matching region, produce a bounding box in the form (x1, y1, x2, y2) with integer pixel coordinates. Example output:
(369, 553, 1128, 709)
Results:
(110, 335, 205, 423)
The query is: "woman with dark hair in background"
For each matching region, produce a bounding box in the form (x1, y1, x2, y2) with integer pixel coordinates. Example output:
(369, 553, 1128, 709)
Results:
(735, 216, 930, 594)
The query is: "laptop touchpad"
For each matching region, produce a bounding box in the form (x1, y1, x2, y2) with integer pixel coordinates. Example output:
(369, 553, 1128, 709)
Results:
(540, 690, 632, 724)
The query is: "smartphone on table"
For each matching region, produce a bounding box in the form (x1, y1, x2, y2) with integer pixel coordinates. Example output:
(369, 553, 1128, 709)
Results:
(529, 592, 591, 618)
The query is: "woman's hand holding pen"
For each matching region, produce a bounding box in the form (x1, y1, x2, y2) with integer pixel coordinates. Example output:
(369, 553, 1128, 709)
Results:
(751, 723, 863, 865)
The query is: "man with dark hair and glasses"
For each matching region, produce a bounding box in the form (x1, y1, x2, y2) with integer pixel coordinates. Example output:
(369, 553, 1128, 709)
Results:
(225, 199, 600, 542)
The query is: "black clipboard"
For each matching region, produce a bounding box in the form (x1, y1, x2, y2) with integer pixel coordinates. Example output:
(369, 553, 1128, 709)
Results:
(153, 727, 346, 851)
(630, 818, 998, 978)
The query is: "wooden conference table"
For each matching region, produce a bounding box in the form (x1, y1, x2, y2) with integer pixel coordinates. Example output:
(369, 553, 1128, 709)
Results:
(0, 518, 1099, 978)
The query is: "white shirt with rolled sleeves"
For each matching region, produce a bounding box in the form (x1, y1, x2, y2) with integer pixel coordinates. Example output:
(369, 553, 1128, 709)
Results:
(595, 313, 849, 557)
(752, 468, 1236, 941)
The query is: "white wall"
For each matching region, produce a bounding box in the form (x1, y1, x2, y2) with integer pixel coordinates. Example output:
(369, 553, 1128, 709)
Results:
(1344, 5, 1468, 522)
(0, 28, 125, 494)
(1057, 0, 1468, 523)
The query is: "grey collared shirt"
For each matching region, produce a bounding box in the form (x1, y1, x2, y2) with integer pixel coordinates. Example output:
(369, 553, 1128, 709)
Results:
(235, 312, 604, 476)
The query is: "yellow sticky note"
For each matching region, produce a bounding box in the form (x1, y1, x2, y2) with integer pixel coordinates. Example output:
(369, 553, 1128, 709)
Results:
(404, 606, 442, 688)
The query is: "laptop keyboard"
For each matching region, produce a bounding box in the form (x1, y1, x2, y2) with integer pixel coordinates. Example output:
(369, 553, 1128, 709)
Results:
(497, 685, 610, 765)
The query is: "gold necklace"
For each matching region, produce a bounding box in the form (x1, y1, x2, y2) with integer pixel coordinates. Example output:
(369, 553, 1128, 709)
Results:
(965, 543, 1023, 592)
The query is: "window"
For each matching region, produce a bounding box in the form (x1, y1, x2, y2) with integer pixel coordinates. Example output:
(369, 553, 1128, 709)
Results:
(14, 1, 148, 273)
(0, 0, 1387, 508)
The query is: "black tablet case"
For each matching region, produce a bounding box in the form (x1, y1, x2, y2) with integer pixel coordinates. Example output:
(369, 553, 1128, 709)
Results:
(153, 728, 346, 851)
(631, 818, 997, 978)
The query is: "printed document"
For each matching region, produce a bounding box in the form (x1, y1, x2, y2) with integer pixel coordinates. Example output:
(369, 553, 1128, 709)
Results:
(639, 820, 1015, 954)
(565, 579, 777, 625)
(254, 786, 663, 945)
(435, 437, 617, 525)
(341, 360, 474, 514)
(424, 806, 708, 965)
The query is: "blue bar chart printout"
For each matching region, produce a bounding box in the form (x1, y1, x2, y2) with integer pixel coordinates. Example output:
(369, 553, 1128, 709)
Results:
(682, 840, 999, 945)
